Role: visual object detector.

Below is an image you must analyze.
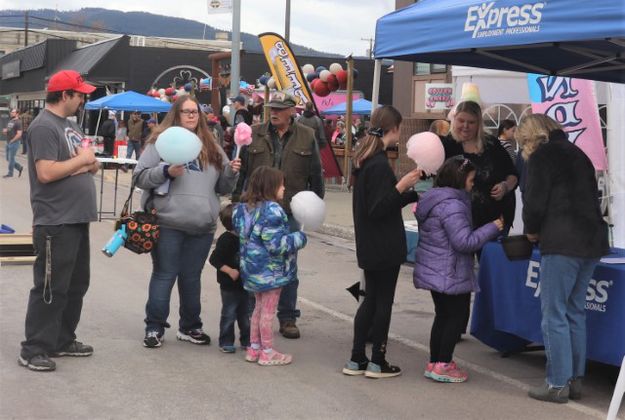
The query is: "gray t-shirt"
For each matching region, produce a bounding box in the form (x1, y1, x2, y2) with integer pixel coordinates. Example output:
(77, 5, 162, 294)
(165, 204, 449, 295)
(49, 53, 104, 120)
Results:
(27, 109, 97, 226)
(6, 118, 22, 141)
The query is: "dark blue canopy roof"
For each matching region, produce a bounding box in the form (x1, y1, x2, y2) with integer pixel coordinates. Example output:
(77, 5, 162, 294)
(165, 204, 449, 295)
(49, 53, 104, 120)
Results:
(85, 91, 172, 112)
(374, 0, 625, 83)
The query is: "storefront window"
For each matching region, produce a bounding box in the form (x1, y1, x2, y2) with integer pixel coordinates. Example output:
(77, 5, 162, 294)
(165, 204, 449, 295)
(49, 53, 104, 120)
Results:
(414, 63, 447, 75)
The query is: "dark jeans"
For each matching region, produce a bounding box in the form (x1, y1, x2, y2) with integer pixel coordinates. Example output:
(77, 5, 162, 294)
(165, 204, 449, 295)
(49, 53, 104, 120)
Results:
(21, 224, 91, 359)
(218, 288, 252, 347)
(351, 266, 400, 365)
(429, 291, 471, 363)
(126, 139, 142, 160)
(277, 215, 301, 322)
(103, 137, 114, 156)
(144, 227, 214, 334)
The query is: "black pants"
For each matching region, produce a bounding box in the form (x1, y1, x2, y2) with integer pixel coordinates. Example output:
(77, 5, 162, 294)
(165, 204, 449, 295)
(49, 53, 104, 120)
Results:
(103, 137, 114, 156)
(429, 291, 471, 363)
(351, 266, 400, 365)
(21, 224, 91, 359)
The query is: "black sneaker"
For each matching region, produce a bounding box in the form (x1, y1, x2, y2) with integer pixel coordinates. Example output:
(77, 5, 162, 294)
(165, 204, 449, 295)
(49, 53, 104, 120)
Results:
(528, 383, 569, 404)
(143, 331, 164, 348)
(17, 167, 23, 177)
(176, 329, 210, 345)
(51, 341, 93, 357)
(18, 354, 56, 371)
(364, 361, 402, 379)
(342, 359, 369, 376)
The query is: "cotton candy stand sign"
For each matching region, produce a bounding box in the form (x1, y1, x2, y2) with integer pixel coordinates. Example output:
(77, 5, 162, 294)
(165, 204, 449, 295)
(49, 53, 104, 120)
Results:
(290, 191, 326, 231)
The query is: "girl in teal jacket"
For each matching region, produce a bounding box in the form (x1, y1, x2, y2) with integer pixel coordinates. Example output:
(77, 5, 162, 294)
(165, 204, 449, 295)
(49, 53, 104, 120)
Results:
(233, 166, 306, 366)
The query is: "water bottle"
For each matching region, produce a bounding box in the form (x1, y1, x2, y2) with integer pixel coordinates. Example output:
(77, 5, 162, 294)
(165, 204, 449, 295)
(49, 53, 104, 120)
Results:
(102, 225, 128, 257)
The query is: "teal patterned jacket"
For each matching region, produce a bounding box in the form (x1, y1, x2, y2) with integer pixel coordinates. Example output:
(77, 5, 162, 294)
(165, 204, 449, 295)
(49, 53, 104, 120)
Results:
(233, 201, 307, 292)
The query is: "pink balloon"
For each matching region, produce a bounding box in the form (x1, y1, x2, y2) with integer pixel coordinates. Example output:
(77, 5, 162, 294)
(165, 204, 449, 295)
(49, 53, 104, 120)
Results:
(406, 132, 445, 176)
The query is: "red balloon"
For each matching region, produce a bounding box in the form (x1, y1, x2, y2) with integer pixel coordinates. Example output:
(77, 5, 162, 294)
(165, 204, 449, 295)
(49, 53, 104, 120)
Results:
(326, 74, 339, 92)
(336, 70, 348, 85)
(313, 80, 330, 97)
(165, 87, 175, 96)
(309, 78, 319, 90)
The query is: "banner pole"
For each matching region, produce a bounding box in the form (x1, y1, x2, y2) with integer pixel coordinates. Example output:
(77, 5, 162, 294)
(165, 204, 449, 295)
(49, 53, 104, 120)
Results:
(344, 56, 354, 185)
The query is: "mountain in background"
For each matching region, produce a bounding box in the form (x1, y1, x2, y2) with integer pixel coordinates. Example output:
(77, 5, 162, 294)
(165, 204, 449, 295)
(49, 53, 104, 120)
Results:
(0, 7, 341, 57)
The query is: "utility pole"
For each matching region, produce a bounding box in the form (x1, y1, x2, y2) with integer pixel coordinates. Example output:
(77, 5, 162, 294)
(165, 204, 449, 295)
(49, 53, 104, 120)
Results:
(361, 37, 374, 59)
(285, 0, 291, 42)
(230, 0, 241, 109)
(24, 11, 29, 47)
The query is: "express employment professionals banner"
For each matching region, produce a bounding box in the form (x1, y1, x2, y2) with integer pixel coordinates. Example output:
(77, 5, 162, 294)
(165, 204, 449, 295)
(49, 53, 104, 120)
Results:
(258, 32, 342, 178)
(527, 74, 607, 170)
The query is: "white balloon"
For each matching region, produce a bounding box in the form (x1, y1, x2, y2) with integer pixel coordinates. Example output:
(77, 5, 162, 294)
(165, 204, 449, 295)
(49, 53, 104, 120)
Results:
(158, 88, 166, 95)
(267, 77, 276, 89)
(222, 105, 231, 120)
(319, 70, 331, 82)
(329, 63, 343, 74)
(302, 64, 315, 74)
(290, 191, 326, 231)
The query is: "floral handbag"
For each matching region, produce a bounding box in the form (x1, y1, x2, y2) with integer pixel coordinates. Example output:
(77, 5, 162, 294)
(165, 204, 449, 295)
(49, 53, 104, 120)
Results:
(115, 183, 159, 254)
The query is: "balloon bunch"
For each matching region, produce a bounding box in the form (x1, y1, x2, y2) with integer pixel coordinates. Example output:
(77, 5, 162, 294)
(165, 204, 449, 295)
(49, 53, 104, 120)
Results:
(301, 63, 358, 97)
(147, 84, 195, 103)
(258, 73, 277, 89)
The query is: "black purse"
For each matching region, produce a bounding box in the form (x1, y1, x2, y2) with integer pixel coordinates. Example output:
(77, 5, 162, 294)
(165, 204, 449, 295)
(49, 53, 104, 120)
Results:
(115, 182, 159, 254)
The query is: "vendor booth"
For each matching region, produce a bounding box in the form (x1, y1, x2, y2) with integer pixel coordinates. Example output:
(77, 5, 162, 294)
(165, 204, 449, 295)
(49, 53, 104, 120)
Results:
(84, 91, 171, 221)
(374, 0, 625, 366)
(321, 98, 379, 116)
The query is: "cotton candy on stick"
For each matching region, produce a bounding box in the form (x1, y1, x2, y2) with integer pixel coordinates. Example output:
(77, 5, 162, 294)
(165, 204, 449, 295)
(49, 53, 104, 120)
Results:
(234, 122, 252, 160)
(406, 132, 445, 176)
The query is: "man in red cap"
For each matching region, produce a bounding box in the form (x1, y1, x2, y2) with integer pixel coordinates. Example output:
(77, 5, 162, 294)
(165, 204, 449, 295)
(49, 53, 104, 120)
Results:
(19, 70, 99, 372)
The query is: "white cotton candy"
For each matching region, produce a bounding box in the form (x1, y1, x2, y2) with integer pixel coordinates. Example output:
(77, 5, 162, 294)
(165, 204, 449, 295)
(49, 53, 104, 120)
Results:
(290, 191, 326, 231)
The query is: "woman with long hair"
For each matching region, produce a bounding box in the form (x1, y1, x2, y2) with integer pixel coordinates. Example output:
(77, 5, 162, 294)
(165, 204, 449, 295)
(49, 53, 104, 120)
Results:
(443, 101, 517, 231)
(133, 95, 240, 348)
(342, 105, 421, 378)
(516, 114, 608, 403)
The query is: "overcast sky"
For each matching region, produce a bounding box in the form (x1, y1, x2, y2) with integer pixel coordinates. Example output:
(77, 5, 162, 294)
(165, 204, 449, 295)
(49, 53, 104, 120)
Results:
(1, 0, 396, 56)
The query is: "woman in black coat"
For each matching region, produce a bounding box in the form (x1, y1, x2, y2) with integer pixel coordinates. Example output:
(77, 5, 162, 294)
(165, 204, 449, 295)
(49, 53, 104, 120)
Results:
(517, 114, 609, 403)
(342, 105, 421, 379)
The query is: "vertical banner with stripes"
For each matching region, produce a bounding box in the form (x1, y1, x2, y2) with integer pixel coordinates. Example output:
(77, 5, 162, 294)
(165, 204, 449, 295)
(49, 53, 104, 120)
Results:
(258, 32, 342, 178)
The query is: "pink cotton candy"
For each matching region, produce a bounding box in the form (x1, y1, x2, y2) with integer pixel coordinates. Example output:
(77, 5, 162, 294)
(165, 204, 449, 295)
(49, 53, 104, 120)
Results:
(234, 122, 252, 146)
(406, 132, 445, 176)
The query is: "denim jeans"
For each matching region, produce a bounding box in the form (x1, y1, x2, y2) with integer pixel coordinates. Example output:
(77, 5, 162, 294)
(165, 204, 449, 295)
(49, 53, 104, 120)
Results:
(144, 227, 214, 334)
(276, 215, 301, 322)
(540, 254, 599, 387)
(126, 140, 142, 160)
(218, 288, 252, 347)
(5, 140, 23, 176)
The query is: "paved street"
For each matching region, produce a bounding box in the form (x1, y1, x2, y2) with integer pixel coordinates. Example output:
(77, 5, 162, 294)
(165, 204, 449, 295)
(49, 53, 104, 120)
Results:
(0, 155, 621, 419)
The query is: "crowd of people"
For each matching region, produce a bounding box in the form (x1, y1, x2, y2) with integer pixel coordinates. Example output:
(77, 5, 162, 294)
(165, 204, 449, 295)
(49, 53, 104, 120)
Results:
(9, 69, 609, 406)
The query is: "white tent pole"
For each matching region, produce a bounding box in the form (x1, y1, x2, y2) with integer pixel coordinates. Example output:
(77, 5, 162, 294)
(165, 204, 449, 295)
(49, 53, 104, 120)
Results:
(371, 59, 381, 111)
(607, 83, 625, 248)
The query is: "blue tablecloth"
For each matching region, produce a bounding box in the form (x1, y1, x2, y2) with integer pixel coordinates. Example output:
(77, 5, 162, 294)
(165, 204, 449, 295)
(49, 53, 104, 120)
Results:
(471, 242, 625, 366)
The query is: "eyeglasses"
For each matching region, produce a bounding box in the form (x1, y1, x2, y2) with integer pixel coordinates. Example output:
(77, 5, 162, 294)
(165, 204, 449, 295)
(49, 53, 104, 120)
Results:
(180, 109, 199, 116)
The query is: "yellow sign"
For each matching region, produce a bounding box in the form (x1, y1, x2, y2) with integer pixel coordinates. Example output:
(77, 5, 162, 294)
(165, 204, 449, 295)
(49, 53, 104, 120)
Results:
(258, 32, 315, 108)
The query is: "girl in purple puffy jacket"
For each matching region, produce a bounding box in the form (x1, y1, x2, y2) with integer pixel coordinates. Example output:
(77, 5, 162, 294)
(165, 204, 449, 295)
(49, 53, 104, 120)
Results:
(413, 156, 503, 383)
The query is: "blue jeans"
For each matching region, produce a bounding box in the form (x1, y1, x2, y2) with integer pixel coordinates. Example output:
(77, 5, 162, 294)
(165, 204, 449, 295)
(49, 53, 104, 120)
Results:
(277, 215, 301, 322)
(5, 140, 23, 176)
(144, 227, 214, 334)
(126, 140, 141, 160)
(218, 288, 252, 347)
(540, 254, 599, 387)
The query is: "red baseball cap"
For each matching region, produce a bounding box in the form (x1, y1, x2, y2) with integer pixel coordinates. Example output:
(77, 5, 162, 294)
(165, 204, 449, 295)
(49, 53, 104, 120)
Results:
(47, 70, 96, 94)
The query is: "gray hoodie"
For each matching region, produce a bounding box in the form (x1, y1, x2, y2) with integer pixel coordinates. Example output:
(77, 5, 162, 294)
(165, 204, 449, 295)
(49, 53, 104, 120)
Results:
(133, 143, 238, 234)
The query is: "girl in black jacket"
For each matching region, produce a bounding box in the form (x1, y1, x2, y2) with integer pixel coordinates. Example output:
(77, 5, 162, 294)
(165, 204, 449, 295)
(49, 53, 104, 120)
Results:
(342, 105, 421, 378)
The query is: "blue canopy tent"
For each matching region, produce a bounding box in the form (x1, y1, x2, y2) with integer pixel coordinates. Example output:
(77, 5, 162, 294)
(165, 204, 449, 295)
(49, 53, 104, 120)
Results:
(85, 91, 172, 113)
(321, 99, 380, 116)
(372, 0, 625, 248)
(374, 0, 625, 83)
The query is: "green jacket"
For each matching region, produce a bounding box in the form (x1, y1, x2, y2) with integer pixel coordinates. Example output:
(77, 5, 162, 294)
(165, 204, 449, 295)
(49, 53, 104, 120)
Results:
(237, 119, 324, 213)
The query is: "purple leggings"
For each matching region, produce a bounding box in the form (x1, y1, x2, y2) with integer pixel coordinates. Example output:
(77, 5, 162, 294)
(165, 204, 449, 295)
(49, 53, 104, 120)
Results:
(250, 288, 281, 350)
